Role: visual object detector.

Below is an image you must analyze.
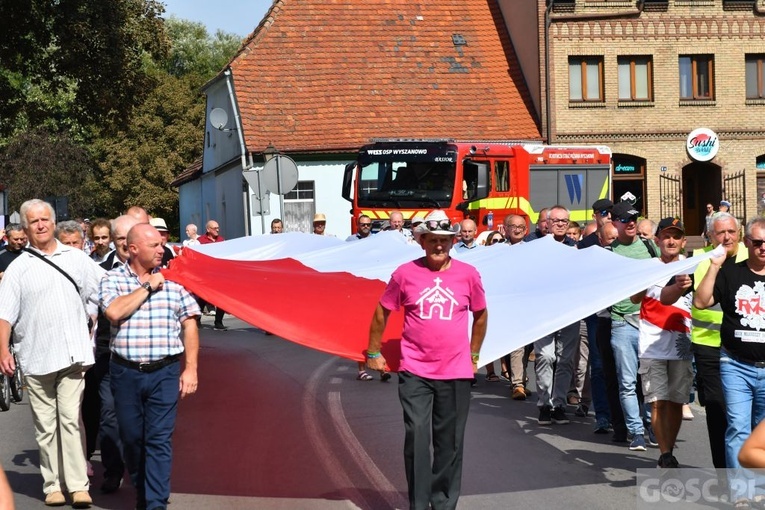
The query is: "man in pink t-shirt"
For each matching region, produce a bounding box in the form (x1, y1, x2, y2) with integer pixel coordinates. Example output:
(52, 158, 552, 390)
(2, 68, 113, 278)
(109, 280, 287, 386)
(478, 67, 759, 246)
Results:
(367, 210, 488, 510)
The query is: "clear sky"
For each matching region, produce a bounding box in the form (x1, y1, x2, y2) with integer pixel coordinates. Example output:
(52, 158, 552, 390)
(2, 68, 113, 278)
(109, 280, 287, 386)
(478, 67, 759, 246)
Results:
(161, 0, 274, 37)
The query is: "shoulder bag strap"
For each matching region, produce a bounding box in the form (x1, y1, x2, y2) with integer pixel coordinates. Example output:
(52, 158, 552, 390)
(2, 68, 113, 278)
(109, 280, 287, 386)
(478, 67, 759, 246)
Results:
(23, 247, 81, 294)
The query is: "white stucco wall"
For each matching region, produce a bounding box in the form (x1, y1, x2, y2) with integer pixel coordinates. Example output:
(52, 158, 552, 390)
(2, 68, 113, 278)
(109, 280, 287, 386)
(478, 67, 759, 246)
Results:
(247, 160, 352, 238)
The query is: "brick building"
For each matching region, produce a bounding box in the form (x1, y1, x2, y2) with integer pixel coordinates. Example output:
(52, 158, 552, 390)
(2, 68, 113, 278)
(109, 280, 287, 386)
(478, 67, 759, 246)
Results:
(526, 0, 765, 234)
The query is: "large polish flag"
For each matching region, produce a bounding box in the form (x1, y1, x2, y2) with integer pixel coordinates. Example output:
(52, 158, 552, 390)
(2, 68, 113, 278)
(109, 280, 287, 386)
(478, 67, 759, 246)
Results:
(164, 232, 718, 371)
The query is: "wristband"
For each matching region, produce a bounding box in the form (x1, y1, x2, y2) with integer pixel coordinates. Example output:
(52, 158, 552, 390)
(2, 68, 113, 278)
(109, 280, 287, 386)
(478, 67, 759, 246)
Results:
(471, 352, 480, 363)
(366, 351, 381, 359)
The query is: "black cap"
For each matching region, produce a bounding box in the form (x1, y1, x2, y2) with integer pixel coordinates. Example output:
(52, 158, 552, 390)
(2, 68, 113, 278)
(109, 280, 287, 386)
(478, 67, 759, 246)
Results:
(656, 217, 685, 236)
(612, 201, 640, 221)
(592, 198, 614, 212)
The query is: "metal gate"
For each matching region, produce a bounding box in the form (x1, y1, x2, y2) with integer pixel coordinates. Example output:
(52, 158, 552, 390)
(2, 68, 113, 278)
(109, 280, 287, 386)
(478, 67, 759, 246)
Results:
(659, 172, 681, 221)
(723, 169, 747, 226)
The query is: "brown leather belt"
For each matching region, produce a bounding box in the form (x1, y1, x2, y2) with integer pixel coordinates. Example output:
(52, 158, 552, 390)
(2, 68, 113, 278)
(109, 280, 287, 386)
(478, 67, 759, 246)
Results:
(111, 353, 181, 373)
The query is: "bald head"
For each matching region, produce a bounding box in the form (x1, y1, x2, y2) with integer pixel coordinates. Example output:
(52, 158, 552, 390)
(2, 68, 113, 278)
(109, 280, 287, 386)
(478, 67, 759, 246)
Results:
(112, 214, 141, 262)
(459, 218, 477, 245)
(126, 206, 149, 224)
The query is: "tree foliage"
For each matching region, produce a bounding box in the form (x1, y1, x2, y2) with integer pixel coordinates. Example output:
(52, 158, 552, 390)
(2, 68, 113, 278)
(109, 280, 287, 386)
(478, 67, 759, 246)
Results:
(0, 0, 170, 140)
(0, 128, 101, 219)
(0, 10, 243, 231)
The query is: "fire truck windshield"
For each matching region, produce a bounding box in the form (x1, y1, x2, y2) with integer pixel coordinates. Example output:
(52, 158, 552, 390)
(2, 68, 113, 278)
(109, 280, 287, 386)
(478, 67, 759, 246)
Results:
(355, 160, 457, 208)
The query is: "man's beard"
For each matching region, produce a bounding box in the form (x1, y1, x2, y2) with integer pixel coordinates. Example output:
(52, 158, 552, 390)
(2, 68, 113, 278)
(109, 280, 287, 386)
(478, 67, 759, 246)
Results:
(94, 244, 111, 257)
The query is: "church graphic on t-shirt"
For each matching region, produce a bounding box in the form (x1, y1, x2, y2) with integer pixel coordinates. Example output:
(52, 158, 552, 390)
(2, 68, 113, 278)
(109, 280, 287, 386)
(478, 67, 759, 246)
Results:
(417, 277, 458, 320)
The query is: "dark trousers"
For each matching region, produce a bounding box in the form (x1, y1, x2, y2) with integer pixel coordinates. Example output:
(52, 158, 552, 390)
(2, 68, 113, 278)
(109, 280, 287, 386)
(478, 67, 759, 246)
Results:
(693, 343, 727, 468)
(214, 307, 226, 326)
(82, 365, 101, 459)
(97, 353, 125, 478)
(111, 360, 180, 510)
(398, 371, 471, 510)
(586, 314, 610, 423)
(596, 317, 627, 437)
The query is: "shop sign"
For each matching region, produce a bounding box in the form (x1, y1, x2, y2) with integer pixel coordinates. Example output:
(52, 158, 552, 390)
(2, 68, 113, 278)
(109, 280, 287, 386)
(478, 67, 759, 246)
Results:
(686, 128, 719, 162)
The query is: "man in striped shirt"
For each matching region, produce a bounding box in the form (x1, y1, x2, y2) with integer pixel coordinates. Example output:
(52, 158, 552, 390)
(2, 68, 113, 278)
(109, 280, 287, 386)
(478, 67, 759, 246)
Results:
(100, 223, 200, 510)
(0, 199, 103, 508)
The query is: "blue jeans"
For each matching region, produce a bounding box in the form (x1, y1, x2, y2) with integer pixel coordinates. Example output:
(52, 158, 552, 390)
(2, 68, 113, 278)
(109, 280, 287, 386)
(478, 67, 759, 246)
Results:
(111, 360, 180, 510)
(720, 351, 765, 501)
(611, 320, 644, 436)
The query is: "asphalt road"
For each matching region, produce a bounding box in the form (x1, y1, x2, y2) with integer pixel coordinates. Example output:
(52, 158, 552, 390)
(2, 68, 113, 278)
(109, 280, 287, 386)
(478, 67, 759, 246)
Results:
(1, 315, 721, 509)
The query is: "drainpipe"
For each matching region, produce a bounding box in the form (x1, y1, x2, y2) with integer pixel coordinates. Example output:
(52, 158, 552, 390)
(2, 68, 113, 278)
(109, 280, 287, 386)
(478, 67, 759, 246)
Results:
(544, 0, 646, 143)
(223, 67, 248, 171)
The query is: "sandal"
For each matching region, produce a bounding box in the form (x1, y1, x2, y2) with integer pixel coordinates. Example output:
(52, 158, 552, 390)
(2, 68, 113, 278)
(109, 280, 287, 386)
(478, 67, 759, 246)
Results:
(500, 371, 510, 381)
(486, 373, 500, 382)
(357, 371, 374, 381)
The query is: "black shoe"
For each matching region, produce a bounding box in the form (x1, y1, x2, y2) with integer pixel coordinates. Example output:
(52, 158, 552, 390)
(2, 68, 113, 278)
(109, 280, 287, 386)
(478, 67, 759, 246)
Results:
(538, 405, 553, 425)
(575, 404, 589, 417)
(380, 372, 392, 382)
(101, 475, 123, 494)
(612, 432, 629, 443)
(657, 452, 679, 468)
(552, 406, 570, 424)
(213, 323, 228, 331)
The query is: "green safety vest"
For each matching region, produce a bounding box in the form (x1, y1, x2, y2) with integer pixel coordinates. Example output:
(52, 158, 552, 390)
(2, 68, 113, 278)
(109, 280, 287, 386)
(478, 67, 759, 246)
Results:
(690, 243, 748, 347)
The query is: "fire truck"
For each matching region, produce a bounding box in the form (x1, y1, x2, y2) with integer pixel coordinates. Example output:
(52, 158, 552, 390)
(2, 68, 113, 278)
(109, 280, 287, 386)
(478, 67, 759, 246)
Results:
(341, 139, 612, 233)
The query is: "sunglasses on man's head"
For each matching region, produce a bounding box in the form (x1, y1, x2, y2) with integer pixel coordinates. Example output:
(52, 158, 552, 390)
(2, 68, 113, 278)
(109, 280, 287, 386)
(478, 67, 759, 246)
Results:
(424, 219, 452, 231)
(617, 215, 638, 224)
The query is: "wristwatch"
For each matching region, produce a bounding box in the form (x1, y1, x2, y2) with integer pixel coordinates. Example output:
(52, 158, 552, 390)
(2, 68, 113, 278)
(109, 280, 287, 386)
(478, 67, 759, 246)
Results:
(142, 281, 153, 293)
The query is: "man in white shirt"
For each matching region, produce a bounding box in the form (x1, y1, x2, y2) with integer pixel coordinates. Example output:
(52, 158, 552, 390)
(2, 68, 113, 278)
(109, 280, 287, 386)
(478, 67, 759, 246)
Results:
(0, 199, 103, 508)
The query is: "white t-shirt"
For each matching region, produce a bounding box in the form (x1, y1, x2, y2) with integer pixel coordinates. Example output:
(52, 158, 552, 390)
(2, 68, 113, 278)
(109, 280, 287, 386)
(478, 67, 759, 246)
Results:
(638, 274, 693, 360)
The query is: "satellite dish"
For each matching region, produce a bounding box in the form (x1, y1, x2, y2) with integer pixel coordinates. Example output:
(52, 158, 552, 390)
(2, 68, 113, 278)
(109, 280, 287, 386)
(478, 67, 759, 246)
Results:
(209, 108, 229, 130)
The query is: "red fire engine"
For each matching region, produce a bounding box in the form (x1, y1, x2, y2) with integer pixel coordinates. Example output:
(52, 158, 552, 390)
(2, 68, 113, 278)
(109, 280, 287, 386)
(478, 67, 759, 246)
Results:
(342, 139, 612, 233)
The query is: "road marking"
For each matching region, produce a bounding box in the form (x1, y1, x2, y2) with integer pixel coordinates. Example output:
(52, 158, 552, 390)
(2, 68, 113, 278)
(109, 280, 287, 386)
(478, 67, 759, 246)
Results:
(303, 358, 368, 506)
(329, 377, 343, 385)
(168, 493, 362, 509)
(328, 391, 406, 510)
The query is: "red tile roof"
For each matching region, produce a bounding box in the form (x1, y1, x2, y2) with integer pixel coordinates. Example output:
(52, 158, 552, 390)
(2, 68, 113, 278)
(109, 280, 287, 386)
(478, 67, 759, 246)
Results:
(229, 0, 541, 155)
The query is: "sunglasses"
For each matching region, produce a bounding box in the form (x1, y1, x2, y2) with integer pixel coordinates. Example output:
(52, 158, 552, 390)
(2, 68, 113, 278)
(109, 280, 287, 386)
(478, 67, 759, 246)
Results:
(597, 209, 612, 217)
(617, 215, 638, 224)
(424, 219, 452, 231)
(358, 223, 372, 227)
(489, 237, 504, 245)
(748, 237, 765, 248)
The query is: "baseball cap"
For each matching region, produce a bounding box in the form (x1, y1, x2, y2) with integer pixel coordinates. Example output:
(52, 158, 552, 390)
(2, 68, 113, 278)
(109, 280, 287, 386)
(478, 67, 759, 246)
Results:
(720, 200, 731, 208)
(592, 199, 613, 212)
(655, 217, 685, 236)
(611, 201, 640, 222)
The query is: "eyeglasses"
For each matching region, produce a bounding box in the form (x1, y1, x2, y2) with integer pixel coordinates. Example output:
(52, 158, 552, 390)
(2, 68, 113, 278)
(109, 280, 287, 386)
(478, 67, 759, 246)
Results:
(508, 224, 526, 231)
(549, 218, 570, 225)
(358, 223, 372, 228)
(424, 219, 452, 231)
(617, 216, 638, 224)
(489, 237, 505, 245)
(597, 209, 612, 217)
(748, 237, 765, 248)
